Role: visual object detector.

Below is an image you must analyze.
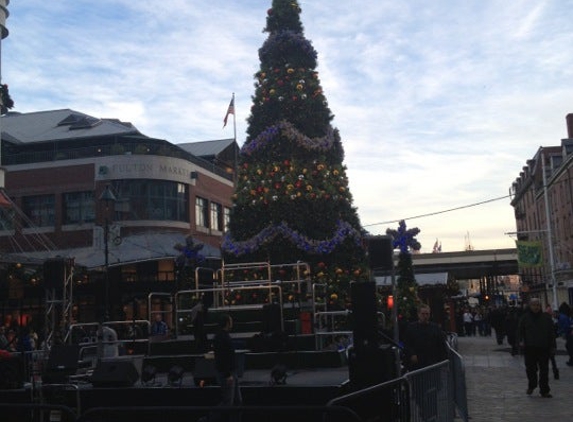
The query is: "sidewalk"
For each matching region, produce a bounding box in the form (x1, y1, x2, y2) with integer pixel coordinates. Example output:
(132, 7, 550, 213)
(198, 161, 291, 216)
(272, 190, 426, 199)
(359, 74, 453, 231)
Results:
(457, 335, 572, 422)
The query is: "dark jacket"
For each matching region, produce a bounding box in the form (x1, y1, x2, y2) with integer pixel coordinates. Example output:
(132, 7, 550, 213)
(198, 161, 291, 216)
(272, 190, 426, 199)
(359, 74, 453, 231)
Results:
(404, 321, 448, 370)
(517, 309, 556, 350)
(213, 329, 236, 378)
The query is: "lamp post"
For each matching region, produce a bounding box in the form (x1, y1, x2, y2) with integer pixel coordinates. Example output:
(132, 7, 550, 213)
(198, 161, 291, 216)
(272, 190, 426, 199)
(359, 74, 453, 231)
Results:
(99, 184, 116, 321)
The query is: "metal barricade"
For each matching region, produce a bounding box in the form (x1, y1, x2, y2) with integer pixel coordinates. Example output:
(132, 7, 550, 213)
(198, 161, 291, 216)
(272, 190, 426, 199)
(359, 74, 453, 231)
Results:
(403, 360, 453, 422)
(447, 342, 469, 422)
(328, 377, 410, 422)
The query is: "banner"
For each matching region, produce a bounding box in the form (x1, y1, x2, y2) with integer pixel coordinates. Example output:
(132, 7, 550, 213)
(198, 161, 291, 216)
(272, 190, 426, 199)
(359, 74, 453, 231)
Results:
(515, 240, 543, 268)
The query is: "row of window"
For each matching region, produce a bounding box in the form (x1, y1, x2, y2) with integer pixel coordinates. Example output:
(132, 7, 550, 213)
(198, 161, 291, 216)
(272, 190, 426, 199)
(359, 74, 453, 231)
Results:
(2, 180, 231, 233)
(195, 196, 231, 232)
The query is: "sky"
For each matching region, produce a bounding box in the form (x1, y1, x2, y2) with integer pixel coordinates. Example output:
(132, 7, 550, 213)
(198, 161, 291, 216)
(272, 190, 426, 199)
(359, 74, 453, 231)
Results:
(2, 0, 573, 253)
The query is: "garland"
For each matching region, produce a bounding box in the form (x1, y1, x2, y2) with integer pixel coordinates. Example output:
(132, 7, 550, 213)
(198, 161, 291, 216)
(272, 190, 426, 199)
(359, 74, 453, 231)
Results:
(222, 220, 362, 257)
(242, 120, 334, 156)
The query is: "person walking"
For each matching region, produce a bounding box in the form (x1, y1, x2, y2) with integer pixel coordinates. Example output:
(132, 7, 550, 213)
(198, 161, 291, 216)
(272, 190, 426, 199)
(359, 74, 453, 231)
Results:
(463, 308, 474, 337)
(505, 306, 520, 356)
(556, 302, 573, 366)
(404, 304, 449, 422)
(404, 304, 449, 370)
(213, 314, 242, 420)
(517, 298, 556, 398)
(489, 305, 507, 345)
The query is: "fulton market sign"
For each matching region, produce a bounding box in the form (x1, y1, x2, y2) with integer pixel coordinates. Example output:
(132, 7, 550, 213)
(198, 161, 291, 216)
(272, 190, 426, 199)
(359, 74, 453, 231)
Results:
(96, 156, 197, 185)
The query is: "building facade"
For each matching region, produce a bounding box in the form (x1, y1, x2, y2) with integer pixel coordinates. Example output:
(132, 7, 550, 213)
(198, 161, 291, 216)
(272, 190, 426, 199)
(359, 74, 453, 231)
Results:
(510, 114, 573, 307)
(0, 109, 237, 328)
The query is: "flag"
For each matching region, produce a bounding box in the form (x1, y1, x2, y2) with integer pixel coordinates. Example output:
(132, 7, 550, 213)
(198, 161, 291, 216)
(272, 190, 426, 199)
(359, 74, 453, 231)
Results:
(223, 96, 234, 128)
(515, 240, 543, 268)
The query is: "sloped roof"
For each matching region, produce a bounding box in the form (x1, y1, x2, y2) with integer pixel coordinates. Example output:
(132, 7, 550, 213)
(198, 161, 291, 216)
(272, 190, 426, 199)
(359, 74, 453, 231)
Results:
(3, 232, 221, 269)
(0, 109, 140, 144)
(178, 138, 235, 158)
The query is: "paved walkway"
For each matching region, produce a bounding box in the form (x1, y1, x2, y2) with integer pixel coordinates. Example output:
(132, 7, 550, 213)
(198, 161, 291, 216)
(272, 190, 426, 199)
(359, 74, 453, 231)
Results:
(456, 335, 572, 422)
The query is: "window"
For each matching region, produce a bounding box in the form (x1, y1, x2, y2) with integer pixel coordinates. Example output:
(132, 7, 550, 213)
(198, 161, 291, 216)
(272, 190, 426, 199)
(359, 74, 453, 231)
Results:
(112, 180, 188, 222)
(224, 206, 231, 232)
(22, 194, 55, 227)
(63, 191, 95, 224)
(0, 207, 15, 231)
(195, 196, 208, 228)
(210, 202, 222, 231)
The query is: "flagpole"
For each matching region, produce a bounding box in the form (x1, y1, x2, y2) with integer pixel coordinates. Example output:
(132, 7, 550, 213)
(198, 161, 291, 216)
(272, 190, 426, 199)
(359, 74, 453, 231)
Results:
(232, 92, 236, 144)
(231, 92, 238, 184)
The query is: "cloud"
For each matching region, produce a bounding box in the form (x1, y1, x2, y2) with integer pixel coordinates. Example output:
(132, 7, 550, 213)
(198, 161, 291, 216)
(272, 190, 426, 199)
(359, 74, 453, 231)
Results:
(3, 0, 572, 252)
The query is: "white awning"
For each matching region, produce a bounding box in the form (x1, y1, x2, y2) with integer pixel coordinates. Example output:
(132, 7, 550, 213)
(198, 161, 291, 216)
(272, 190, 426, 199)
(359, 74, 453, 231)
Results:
(375, 272, 449, 286)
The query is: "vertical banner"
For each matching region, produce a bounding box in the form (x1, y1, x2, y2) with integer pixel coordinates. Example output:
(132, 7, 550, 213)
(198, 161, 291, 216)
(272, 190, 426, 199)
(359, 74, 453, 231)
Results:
(515, 240, 543, 268)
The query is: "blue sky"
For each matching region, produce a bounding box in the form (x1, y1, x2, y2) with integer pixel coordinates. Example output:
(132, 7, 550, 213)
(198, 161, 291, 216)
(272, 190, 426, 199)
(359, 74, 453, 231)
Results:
(2, 1, 573, 252)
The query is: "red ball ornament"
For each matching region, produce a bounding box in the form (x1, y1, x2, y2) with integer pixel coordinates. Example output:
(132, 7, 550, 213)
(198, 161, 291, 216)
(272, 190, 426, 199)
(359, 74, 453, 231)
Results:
(267, 8, 273, 15)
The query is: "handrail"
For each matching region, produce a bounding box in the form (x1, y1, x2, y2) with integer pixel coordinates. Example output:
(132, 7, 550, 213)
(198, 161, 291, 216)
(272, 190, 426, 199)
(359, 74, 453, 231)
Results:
(174, 284, 284, 335)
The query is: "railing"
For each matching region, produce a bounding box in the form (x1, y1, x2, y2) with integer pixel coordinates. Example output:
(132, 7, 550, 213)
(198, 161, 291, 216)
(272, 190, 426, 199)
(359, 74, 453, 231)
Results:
(328, 377, 410, 422)
(66, 320, 151, 363)
(174, 284, 284, 335)
(447, 339, 469, 422)
(403, 361, 453, 422)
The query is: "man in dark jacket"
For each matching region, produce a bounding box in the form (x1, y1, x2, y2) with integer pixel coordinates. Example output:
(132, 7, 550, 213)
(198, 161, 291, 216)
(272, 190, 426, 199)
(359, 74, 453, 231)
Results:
(517, 298, 556, 398)
(404, 304, 449, 421)
(213, 314, 242, 414)
(404, 304, 448, 370)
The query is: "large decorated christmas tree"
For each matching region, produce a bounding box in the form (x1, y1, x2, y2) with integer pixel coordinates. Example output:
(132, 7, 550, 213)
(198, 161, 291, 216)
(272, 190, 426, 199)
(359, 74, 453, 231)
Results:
(222, 0, 369, 305)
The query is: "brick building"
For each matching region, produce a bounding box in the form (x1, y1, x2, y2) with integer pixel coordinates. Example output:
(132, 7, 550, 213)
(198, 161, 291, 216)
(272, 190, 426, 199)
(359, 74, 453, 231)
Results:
(0, 109, 237, 325)
(510, 114, 573, 307)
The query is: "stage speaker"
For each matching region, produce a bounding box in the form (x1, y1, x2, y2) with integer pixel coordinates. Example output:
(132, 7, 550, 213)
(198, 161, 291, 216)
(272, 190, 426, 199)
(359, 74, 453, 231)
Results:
(367, 235, 394, 270)
(193, 357, 217, 387)
(43, 258, 67, 290)
(90, 360, 139, 388)
(351, 281, 378, 352)
(0, 355, 24, 389)
(348, 344, 397, 388)
(43, 344, 80, 384)
(262, 303, 282, 334)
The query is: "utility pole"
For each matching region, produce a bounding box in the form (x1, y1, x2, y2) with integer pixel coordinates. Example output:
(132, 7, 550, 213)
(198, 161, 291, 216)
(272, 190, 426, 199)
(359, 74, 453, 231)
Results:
(541, 152, 558, 309)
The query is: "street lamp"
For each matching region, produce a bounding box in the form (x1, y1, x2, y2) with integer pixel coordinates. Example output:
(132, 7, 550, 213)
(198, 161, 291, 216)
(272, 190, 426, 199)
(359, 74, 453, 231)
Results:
(99, 184, 117, 321)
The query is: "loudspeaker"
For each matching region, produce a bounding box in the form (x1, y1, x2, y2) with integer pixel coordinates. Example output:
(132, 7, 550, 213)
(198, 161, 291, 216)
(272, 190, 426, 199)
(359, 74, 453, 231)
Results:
(351, 281, 378, 352)
(262, 303, 282, 334)
(348, 344, 397, 388)
(193, 357, 217, 386)
(43, 258, 67, 290)
(43, 344, 80, 383)
(90, 360, 139, 387)
(367, 235, 394, 270)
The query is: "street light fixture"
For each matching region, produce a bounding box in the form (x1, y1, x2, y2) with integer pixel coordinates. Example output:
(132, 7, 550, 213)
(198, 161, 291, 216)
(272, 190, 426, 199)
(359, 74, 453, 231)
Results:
(99, 184, 117, 321)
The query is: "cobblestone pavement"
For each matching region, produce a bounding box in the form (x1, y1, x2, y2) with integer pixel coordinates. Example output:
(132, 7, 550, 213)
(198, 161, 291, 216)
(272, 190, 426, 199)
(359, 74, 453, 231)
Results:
(456, 335, 572, 422)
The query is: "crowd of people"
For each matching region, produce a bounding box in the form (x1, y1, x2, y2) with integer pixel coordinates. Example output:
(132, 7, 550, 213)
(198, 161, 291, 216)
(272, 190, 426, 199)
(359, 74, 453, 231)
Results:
(0, 324, 40, 353)
(452, 299, 573, 399)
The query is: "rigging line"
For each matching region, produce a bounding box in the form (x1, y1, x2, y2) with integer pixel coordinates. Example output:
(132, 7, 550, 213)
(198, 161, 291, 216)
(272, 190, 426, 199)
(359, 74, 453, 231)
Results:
(363, 194, 511, 228)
